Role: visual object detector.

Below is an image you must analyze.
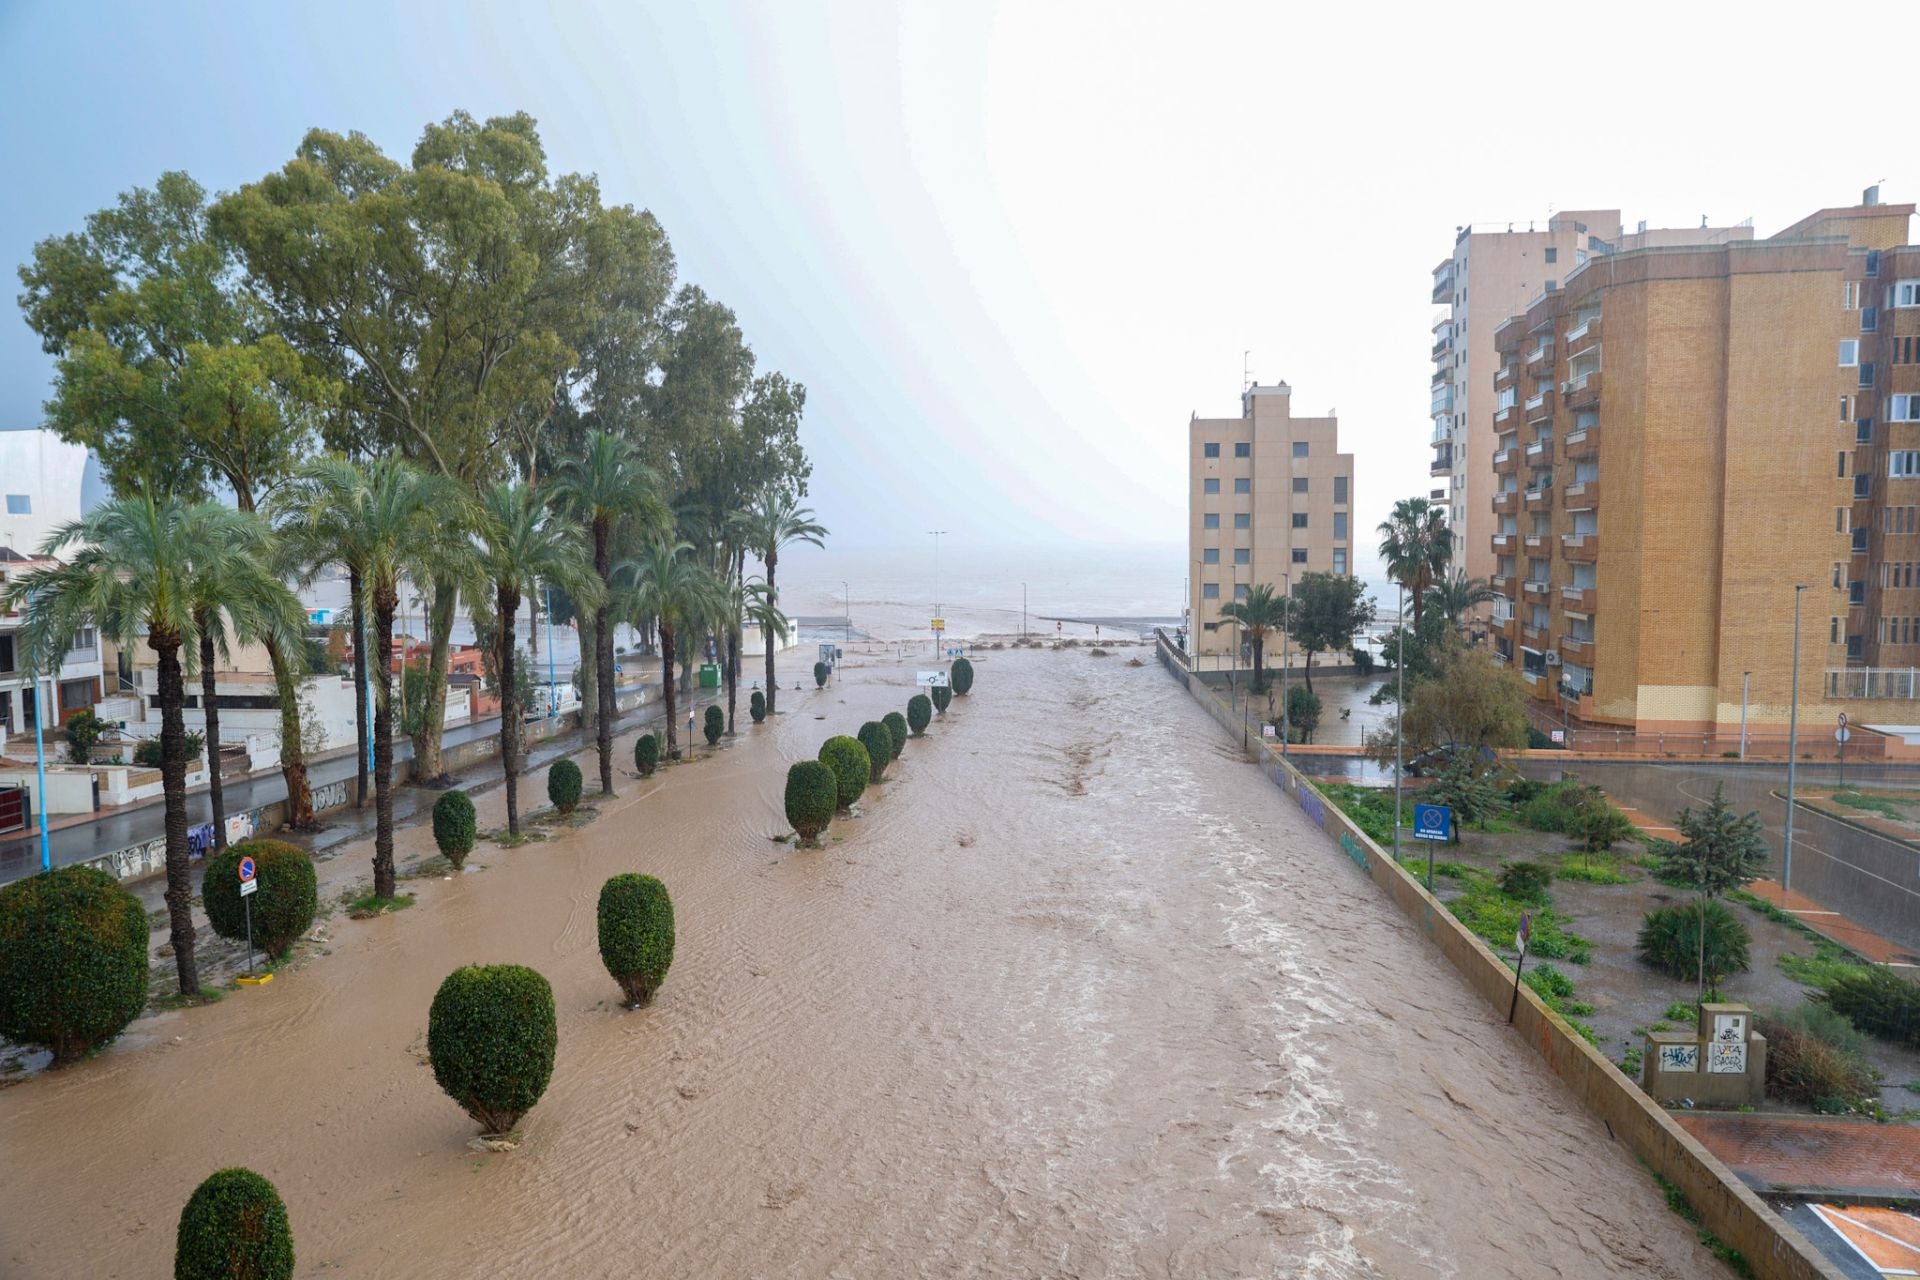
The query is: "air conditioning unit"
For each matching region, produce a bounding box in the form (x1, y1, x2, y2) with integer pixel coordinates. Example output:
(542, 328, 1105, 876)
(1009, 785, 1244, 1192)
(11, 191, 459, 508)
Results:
(1545, 652, 1564, 666)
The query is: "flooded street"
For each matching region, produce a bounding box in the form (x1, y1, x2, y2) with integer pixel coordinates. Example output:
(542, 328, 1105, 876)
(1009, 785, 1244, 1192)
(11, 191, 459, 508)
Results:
(0, 649, 1723, 1277)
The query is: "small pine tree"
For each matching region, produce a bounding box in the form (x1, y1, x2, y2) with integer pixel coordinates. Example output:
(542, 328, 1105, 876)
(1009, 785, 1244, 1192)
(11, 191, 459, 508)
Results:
(1656, 783, 1770, 897)
(547, 759, 583, 815)
(813, 661, 829, 688)
(635, 733, 661, 778)
(882, 711, 909, 759)
(858, 721, 892, 784)
(907, 694, 932, 735)
(433, 790, 477, 869)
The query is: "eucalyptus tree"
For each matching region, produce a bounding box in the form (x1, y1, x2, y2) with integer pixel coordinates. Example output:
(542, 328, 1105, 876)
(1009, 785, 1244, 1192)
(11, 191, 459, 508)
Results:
(6, 496, 300, 995)
(472, 482, 595, 836)
(1377, 497, 1452, 630)
(550, 431, 665, 795)
(736, 490, 827, 715)
(276, 457, 463, 900)
(616, 539, 724, 760)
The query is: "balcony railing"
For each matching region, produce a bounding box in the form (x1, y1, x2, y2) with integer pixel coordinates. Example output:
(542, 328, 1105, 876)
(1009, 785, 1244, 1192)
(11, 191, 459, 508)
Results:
(1565, 424, 1599, 457)
(1524, 392, 1546, 413)
(1525, 437, 1553, 463)
(1527, 343, 1553, 370)
(1524, 532, 1547, 550)
(1493, 449, 1518, 475)
(1828, 669, 1920, 699)
(1430, 448, 1454, 475)
(1491, 533, 1517, 554)
(1520, 624, 1550, 648)
(1523, 579, 1552, 603)
(1494, 364, 1517, 390)
(1431, 388, 1455, 415)
(1563, 532, 1598, 563)
(1559, 635, 1594, 664)
(1561, 583, 1597, 613)
(1490, 574, 1516, 597)
(1564, 478, 1599, 509)
(1566, 370, 1602, 408)
(1492, 490, 1519, 515)
(1525, 485, 1553, 512)
(1526, 397, 1554, 426)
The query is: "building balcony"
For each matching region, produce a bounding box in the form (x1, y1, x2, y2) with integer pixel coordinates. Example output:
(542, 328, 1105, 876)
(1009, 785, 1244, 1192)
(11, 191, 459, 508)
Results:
(1563, 532, 1598, 563)
(1522, 668, 1548, 697)
(1430, 388, 1455, 416)
(1526, 344, 1554, 375)
(1565, 370, 1602, 409)
(1523, 532, 1548, 551)
(1430, 446, 1455, 475)
(1564, 478, 1599, 509)
(1559, 635, 1594, 665)
(1493, 448, 1519, 476)
(1521, 623, 1551, 648)
(1561, 583, 1597, 614)
(1525, 485, 1553, 513)
(1526, 397, 1555, 426)
(1523, 579, 1552, 605)
(1492, 533, 1517, 555)
(1561, 685, 1594, 719)
(1490, 574, 1516, 597)
(1525, 436, 1554, 465)
(1567, 314, 1602, 358)
(1494, 364, 1516, 392)
(1494, 314, 1525, 349)
(1492, 490, 1520, 516)
(1430, 487, 1447, 501)
(1431, 334, 1453, 362)
(1495, 405, 1517, 426)
(1565, 423, 1600, 458)
(1432, 262, 1455, 305)
(1497, 614, 1520, 644)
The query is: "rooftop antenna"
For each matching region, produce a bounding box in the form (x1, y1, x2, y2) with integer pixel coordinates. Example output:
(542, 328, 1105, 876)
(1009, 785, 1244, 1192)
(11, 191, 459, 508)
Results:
(1243, 350, 1251, 391)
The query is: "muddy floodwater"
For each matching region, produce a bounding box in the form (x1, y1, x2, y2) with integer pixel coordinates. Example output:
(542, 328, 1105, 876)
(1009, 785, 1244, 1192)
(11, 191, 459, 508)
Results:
(0, 649, 1725, 1277)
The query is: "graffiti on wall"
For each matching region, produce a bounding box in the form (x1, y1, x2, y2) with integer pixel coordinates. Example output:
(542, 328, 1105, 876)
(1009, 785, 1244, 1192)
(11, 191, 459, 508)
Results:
(1339, 833, 1368, 871)
(311, 779, 348, 812)
(1298, 788, 1325, 830)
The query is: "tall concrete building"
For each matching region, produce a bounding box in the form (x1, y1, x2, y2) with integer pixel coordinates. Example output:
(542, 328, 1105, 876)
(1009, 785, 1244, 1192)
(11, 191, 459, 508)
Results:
(1484, 190, 1920, 742)
(1186, 383, 1354, 663)
(1431, 212, 1754, 583)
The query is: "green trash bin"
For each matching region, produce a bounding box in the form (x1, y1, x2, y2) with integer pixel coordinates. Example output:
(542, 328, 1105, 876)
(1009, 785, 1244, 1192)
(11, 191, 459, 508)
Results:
(698, 663, 721, 689)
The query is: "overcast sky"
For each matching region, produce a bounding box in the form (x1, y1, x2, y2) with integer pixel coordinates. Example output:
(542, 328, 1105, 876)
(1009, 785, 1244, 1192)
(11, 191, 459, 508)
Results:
(0, 1, 1908, 574)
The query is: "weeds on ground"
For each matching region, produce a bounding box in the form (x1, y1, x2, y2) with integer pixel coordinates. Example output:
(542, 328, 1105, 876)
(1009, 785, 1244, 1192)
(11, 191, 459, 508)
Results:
(1521, 962, 1600, 1044)
(1618, 1044, 1644, 1077)
(345, 892, 415, 918)
(149, 989, 225, 1011)
(1829, 789, 1920, 820)
(1776, 936, 1869, 991)
(1554, 853, 1636, 885)
(1318, 784, 1397, 847)
(1450, 872, 1593, 964)
(1663, 1001, 1698, 1024)
(1649, 1168, 1754, 1278)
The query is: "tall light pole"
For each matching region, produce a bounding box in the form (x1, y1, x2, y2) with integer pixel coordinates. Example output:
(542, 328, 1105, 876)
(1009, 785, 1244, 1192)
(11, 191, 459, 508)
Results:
(1784, 584, 1807, 892)
(31, 669, 49, 872)
(1022, 582, 1027, 639)
(1279, 571, 1291, 755)
(545, 584, 557, 718)
(928, 530, 947, 655)
(1740, 670, 1751, 761)
(842, 581, 850, 647)
(1393, 583, 1405, 863)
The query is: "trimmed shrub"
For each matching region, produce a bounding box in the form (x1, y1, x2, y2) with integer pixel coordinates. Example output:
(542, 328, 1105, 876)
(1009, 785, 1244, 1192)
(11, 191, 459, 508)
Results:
(427, 964, 557, 1137)
(813, 661, 829, 688)
(950, 657, 975, 695)
(931, 684, 952, 714)
(135, 733, 204, 769)
(819, 735, 871, 810)
(1824, 965, 1920, 1049)
(635, 732, 661, 778)
(65, 708, 105, 765)
(1579, 806, 1636, 853)
(1757, 1005, 1878, 1109)
(547, 758, 583, 814)
(1636, 900, 1751, 989)
(882, 711, 908, 760)
(785, 760, 837, 843)
(858, 721, 892, 784)
(203, 841, 317, 960)
(174, 1167, 295, 1280)
(750, 690, 766, 723)
(433, 790, 478, 869)
(1496, 861, 1552, 903)
(0, 865, 148, 1064)
(597, 874, 674, 1007)
(907, 694, 932, 735)
(704, 704, 724, 746)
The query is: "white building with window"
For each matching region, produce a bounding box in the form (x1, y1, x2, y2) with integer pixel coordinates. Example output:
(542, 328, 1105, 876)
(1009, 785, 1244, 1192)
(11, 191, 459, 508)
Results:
(0, 430, 90, 557)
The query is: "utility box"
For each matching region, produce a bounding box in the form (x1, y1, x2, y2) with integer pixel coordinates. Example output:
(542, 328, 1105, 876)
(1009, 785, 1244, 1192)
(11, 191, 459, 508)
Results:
(697, 663, 721, 689)
(1643, 1001, 1767, 1108)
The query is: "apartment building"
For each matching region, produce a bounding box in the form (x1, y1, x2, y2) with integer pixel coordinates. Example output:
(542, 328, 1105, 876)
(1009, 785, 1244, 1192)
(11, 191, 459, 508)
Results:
(1186, 382, 1354, 662)
(1486, 190, 1920, 741)
(1431, 212, 1753, 583)
(0, 548, 104, 737)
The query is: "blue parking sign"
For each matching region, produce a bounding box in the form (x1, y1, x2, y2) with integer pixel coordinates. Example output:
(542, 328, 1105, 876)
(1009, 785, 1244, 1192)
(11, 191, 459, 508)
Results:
(1412, 803, 1452, 843)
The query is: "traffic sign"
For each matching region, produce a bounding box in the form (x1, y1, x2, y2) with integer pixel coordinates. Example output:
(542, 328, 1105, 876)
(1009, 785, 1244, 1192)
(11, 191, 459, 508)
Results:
(237, 855, 256, 883)
(240, 878, 257, 897)
(1836, 726, 1851, 744)
(930, 618, 945, 632)
(1516, 910, 1532, 955)
(1412, 802, 1452, 843)
(916, 670, 949, 688)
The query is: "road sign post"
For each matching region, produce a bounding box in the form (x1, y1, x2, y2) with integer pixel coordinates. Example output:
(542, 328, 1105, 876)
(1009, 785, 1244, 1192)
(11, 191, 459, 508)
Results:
(237, 856, 258, 980)
(1412, 802, 1451, 892)
(1836, 714, 1851, 790)
(1508, 910, 1532, 1024)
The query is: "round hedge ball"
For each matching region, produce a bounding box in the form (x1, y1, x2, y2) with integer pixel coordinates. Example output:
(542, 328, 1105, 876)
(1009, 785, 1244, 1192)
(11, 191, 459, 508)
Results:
(857, 721, 892, 784)
(0, 865, 149, 1065)
(704, 704, 724, 745)
(813, 661, 829, 688)
(750, 690, 767, 723)
(785, 760, 838, 844)
(818, 735, 871, 811)
(882, 712, 908, 760)
(597, 873, 674, 1007)
(547, 758, 584, 815)
(174, 1167, 295, 1280)
(433, 790, 478, 868)
(907, 694, 933, 735)
(202, 841, 318, 960)
(427, 964, 558, 1138)
(950, 656, 975, 695)
(635, 732, 661, 777)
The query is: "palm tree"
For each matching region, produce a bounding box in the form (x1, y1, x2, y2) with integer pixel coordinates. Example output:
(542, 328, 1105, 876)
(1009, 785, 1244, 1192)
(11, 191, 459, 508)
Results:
(8, 494, 298, 995)
(472, 481, 595, 836)
(617, 538, 725, 760)
(550, 431, 665, 796)
(743, 577, 790, 711)
(735, 490, 826, 716)
(1216, 583, 1289, 692)
(1426, 570, 1498, 630)
(1377, 497, 1452, 629)
(276, 457, 460, 899)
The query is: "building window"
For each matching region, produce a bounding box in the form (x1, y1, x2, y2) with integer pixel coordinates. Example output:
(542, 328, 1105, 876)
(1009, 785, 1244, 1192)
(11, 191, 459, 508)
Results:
(1234, 442, 1251, 458)
(1233, 513, 1250, 529)
(1859, 417, 1875, 442)
(1203, 514, 1220, 530)
(1866, 250, 1881, 277)
(1332, 551, 1347, 575)
(1233, 548, 1249, 565)
(58, 680, 92, 712)
(1290, 548, 1308, 564)
(1292, 442, 1309, 458)
(3, 496, 28, 515)
(1202, 548, 1219, 564)
(1841, 395, 1852, 422)
(1234, 584, 1249, 600)
(1839, 451, 1849, 478)
(1333, 512, 1348, 540)
(1333, 476, 1348, 504)
(1857, 473, 1872, 498)
(1892, 394, 1920, 423)
(1202, 583, 1220, 599)
(1203, 442, 1219, 458)
(1831, 617, 1840, 643)
(1895, 281, 1920, 308)
(1545, 247, 1558, 264)
(1291, 513, 1309, 529)
(1292, 478, 1309, 493)
(1203, 478, 1220, 494)
(1891, 451, 1920, 478)
(1837, 507, 1850, 533)
(1861, 362, 1876, 388)
(1840, 340, 1860, 367)
(1844, 280, 1860, 309)
(1202, 622, 1218, 632)
(1233, 478, 1251, 494)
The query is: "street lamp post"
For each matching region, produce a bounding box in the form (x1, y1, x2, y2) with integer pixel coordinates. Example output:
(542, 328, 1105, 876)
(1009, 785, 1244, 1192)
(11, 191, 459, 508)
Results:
(928, 530, 946, 656)
(1279, 571, 1291, 755)
(1740, 671, 1751, 761)
(545, 584, 557, 719)
(1394, 583, 1405, 863)
(31, 671, 49, 872)
(842, 581, 850, 647)
(1784, 585, 1807, 892)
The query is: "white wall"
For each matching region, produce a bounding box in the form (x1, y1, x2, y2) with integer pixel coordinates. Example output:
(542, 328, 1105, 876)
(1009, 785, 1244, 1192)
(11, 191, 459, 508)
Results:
(0, 431, 88, 557)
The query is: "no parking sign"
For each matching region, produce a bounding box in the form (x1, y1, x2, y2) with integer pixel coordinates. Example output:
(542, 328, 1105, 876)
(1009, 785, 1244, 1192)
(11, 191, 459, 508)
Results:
(1412, 803, 1452, 843)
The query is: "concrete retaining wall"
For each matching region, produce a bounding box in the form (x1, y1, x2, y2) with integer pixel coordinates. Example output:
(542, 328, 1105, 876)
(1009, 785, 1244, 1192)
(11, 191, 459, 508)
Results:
(1153, 632, 1845, 1280)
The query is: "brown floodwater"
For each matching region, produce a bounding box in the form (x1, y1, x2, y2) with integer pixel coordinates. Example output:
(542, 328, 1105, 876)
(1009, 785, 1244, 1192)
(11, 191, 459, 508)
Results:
(0, 648, 1724, 1277)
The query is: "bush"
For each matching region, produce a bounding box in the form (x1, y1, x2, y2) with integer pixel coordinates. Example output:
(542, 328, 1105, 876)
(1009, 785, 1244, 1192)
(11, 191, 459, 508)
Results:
(907, 694, 932, 735)
(883, 711, 908, 760)
(818, 735, 871, 810)
(547, 758, 583, 814)
(635, 732, 661, 777)
(950, 657, 975, 695)
(858, 721, 892, 783)
(0, 865, 149, 1064)
(1636, 900, 1751, 989)
(931, 684, 952, 714)
(203, 841, 317, 959)
(66, 708, 105, 765)
(1757, 1005, 1879, 1109)
(813, 661, 829, 688)
(1349, 645, 1375, 676)
(1423, 757, 1503, 833)
(1451, 880, 1592, 963)
(1525, 726, 1561, 749)
(135, 732, 206, 769)
(1824, 966, 1920, 1049)
(1518, 781, 1601, 835)
(1497, 861, 1553, 903)
(597, 874, 674, 1007)
(427, 964, 557, 1137)
(174, 1167, 295, 1280)
(1286, 685, 1323, 743)
(1579, 805, 1636, 853)
(704, 704, 724, 746)
(433, 790, 477, 869)
(750, 690, 766, 723)
(785, 760, 838, 843)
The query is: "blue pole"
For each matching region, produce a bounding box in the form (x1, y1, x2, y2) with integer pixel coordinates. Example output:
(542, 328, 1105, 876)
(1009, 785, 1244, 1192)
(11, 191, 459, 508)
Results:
(32, 674, 49, 872)
(546, 585, 556, 718)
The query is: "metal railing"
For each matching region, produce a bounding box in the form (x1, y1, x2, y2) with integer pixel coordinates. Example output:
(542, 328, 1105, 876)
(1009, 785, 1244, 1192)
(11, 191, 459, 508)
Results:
(1826, 668, 1920, 699)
